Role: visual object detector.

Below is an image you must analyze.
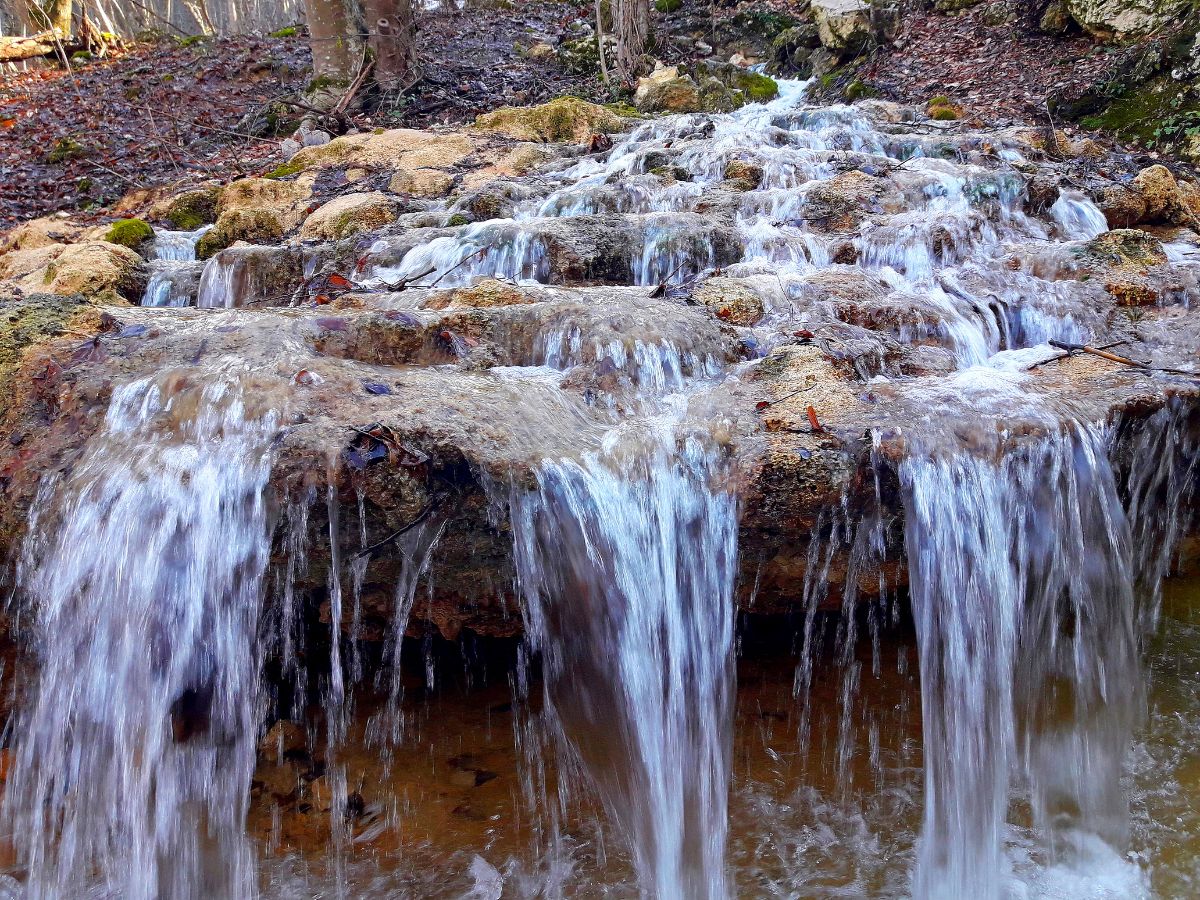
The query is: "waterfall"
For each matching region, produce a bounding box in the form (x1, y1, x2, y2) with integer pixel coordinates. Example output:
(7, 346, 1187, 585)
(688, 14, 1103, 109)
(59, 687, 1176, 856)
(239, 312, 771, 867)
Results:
(510, 433, 738, 899)
(6, 371, 280, 899)
(141, 226, 210, 307)
(901, 412, 1195, 899)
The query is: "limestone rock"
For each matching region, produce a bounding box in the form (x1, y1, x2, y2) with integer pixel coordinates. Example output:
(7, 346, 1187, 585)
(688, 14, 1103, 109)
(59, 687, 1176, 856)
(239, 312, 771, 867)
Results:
(802, 170, 888, 230)
(218, 176, 315, 231)
(635, 67, 704, 114)
(1132, 164, 1200, 227)
(290, 128, 475, 172)
(1064, 0, 1190, 40)
(693, 277, 765, 325)
(149, 187, 220, 231)
(196, 209, 285, 260)
(0, 241, 145, 302)
(388, 169, 456, 198)
(723, 160, 764, 191)
(474, 97, 623, 143)
(423, 279, 533, 310)
(0, 216, 86, 255)
(300, 192, 398, 240)
(812, 0, 872, 52)
(1097, 183, 1149, 228)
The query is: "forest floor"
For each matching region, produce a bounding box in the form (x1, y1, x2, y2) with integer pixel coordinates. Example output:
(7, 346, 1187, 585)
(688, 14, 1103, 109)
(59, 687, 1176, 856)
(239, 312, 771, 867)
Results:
(0, 0, 1184, 226)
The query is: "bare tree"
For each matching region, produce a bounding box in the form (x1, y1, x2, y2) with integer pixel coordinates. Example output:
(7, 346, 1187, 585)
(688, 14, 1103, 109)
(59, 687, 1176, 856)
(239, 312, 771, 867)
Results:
(303, 0, 415, 89)
(612, 0, 649, 81)
(26, 0, 73, 35)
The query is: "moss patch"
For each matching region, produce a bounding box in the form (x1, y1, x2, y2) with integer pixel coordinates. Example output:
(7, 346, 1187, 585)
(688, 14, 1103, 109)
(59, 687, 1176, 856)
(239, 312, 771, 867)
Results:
(265, 160, 306, 179)
(196, 209, 283, 259)
(0, 294, 91, 382)
(46, 138, 86, 164)
(269, 25, 299, 38)
(104, 218, 153, 249)
(654, 0, 682, 11)
(161, 188, 219, 230)
(474, 96, 624, 143)
(731, 70, 779, 103)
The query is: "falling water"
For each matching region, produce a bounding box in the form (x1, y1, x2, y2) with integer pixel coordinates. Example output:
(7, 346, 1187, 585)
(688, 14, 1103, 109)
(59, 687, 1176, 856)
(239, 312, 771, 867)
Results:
(901, 414, 1194, 899)
(6, 370, 280, 899)
(509, 431, 738, 899)
(141, 226, 210, 307)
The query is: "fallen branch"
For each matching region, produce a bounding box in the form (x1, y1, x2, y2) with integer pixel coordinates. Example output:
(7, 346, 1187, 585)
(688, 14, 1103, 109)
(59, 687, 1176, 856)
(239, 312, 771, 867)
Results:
(381, 265, 436, 291)
(351, 494, 446, 561)
(1026, 339, 1128, 370)
(649, 260, 689, 298)
(1044, 339, 1199, 378)
(423, 245, 491, 290)
(0, 30, 65, 62)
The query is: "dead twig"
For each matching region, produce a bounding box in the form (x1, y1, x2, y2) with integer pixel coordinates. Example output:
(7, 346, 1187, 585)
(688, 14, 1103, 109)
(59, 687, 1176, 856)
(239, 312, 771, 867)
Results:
(381, 265, 437, 291)
(351, 494, 447, 561)
(423, 245, 491, 290)
(649, 260, 689, 298)
(1043, 339, 1199, 378)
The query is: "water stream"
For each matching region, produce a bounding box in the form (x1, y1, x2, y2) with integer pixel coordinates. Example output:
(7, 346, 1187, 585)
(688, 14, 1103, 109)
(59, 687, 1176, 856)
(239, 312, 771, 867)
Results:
(5, 76, 1200, 898)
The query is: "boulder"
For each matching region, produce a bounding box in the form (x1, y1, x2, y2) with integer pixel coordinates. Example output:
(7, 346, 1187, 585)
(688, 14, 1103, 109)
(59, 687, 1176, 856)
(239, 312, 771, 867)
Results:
(1064, 0, 1190, 40)
(422, 278, 533, 310)
(388, 169, 456, 198)
(1039, 0, 1071, 32)
(196, 210, 285, 259)
(635, 67, 704, 113)
(0, 241, 145, 302)
(474, 97, 624, 143)
(723, 160, 764, 191)
(812, 0, 872, 52)
(693, 276, 766, 325)
(289, 128, 475, 172)
(0, 216, 86, 255)
(300, 192, 398, 240)
(195, 175, 316, 258)
(1132, 164, 1200, 227)
(149, 187, 219, 231)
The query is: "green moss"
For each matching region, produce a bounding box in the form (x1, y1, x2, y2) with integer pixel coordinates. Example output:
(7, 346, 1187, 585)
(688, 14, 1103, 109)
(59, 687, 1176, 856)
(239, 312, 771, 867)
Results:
(731, 70, 779, 103)
(1077, 77, 1199, 149)
(265, 160, 306, 179)
(731, 8, 800, 39)
(177, 35, 209, 47)
(46, 137, 86, 164)
(654, 0, 682, 11)
(269, 25, 299, 38)
(604, 101, 641, 118)
(930, 106, 960, 121)
(307, 74, 350, 93)
(558, 36, 600, 76)
(0, 295, 90, 383)
(105, 218, 154, 249)
(447, 213, 471, 227)
(164, 188, 219, 230)
(475, 96, 623, 143)
(845, 79, 878, 101)
(929, 94, 951, 107)
(70, 50, 93, 63)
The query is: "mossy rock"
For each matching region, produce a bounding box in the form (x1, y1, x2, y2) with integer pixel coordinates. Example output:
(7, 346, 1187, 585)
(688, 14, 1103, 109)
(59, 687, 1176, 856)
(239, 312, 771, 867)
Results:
(558, 36, 601, 76)
(265, 160, 306, 180)
(845, 78, 878, 101)
(731, 8, 801, 39)
(1083, 228, 1167, 268)
(269, 25, 299, 38)
(0, 294, 94, 383)
(105, 218, 154, 249)
(474, 97, 624, 143)
(930, 106, 960, 121)
(196, 209, 284, 259)
(730, 69, 780, 103)
(723, 160, 764, 190)
(157, 188, 219, 231)
(46, 138, 86, 164)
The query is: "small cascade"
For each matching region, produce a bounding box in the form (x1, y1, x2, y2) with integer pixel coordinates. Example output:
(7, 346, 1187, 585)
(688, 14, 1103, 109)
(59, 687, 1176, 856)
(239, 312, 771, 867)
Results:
(1050, 190, 1110, 240)
(6, 371, 281, 899)
(141, 226, 210, 307)
(900, 414, 1194, 899)
(509, 433, 738, 899)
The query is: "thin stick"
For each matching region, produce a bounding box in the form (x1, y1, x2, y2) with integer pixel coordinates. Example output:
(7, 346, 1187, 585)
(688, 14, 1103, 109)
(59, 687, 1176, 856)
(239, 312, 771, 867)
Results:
(1045, 339, 1199, 378)
(83, 158, 143, 186)
(382, 265, 437, 290)
(1026, 339, 1127, 370)
(424, 245, 491, 290)
(595, 0, 610, 85)
(351, 495, 445, 561)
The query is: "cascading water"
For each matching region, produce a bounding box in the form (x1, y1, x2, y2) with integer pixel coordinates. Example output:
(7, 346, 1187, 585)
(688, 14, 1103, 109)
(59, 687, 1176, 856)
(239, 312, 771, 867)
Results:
(901, 413, 1195, 900)
(6, 370, 280, 899)
(509, 428, 738, 899)
(141, 226, 210, 307)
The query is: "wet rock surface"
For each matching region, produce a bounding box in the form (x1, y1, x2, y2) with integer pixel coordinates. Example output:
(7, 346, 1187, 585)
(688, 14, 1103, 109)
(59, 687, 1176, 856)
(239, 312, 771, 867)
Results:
(4, 80, 1200, 640)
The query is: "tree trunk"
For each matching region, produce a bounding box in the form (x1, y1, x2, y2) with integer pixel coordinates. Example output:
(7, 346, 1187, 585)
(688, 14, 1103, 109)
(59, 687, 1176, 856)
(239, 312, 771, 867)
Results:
(613, 0, 650, 81)
(30, 0, 73, 35)
(363, 0, 415, 90)
(304, 0, 360, 84)
(304, 0, 416, 92)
